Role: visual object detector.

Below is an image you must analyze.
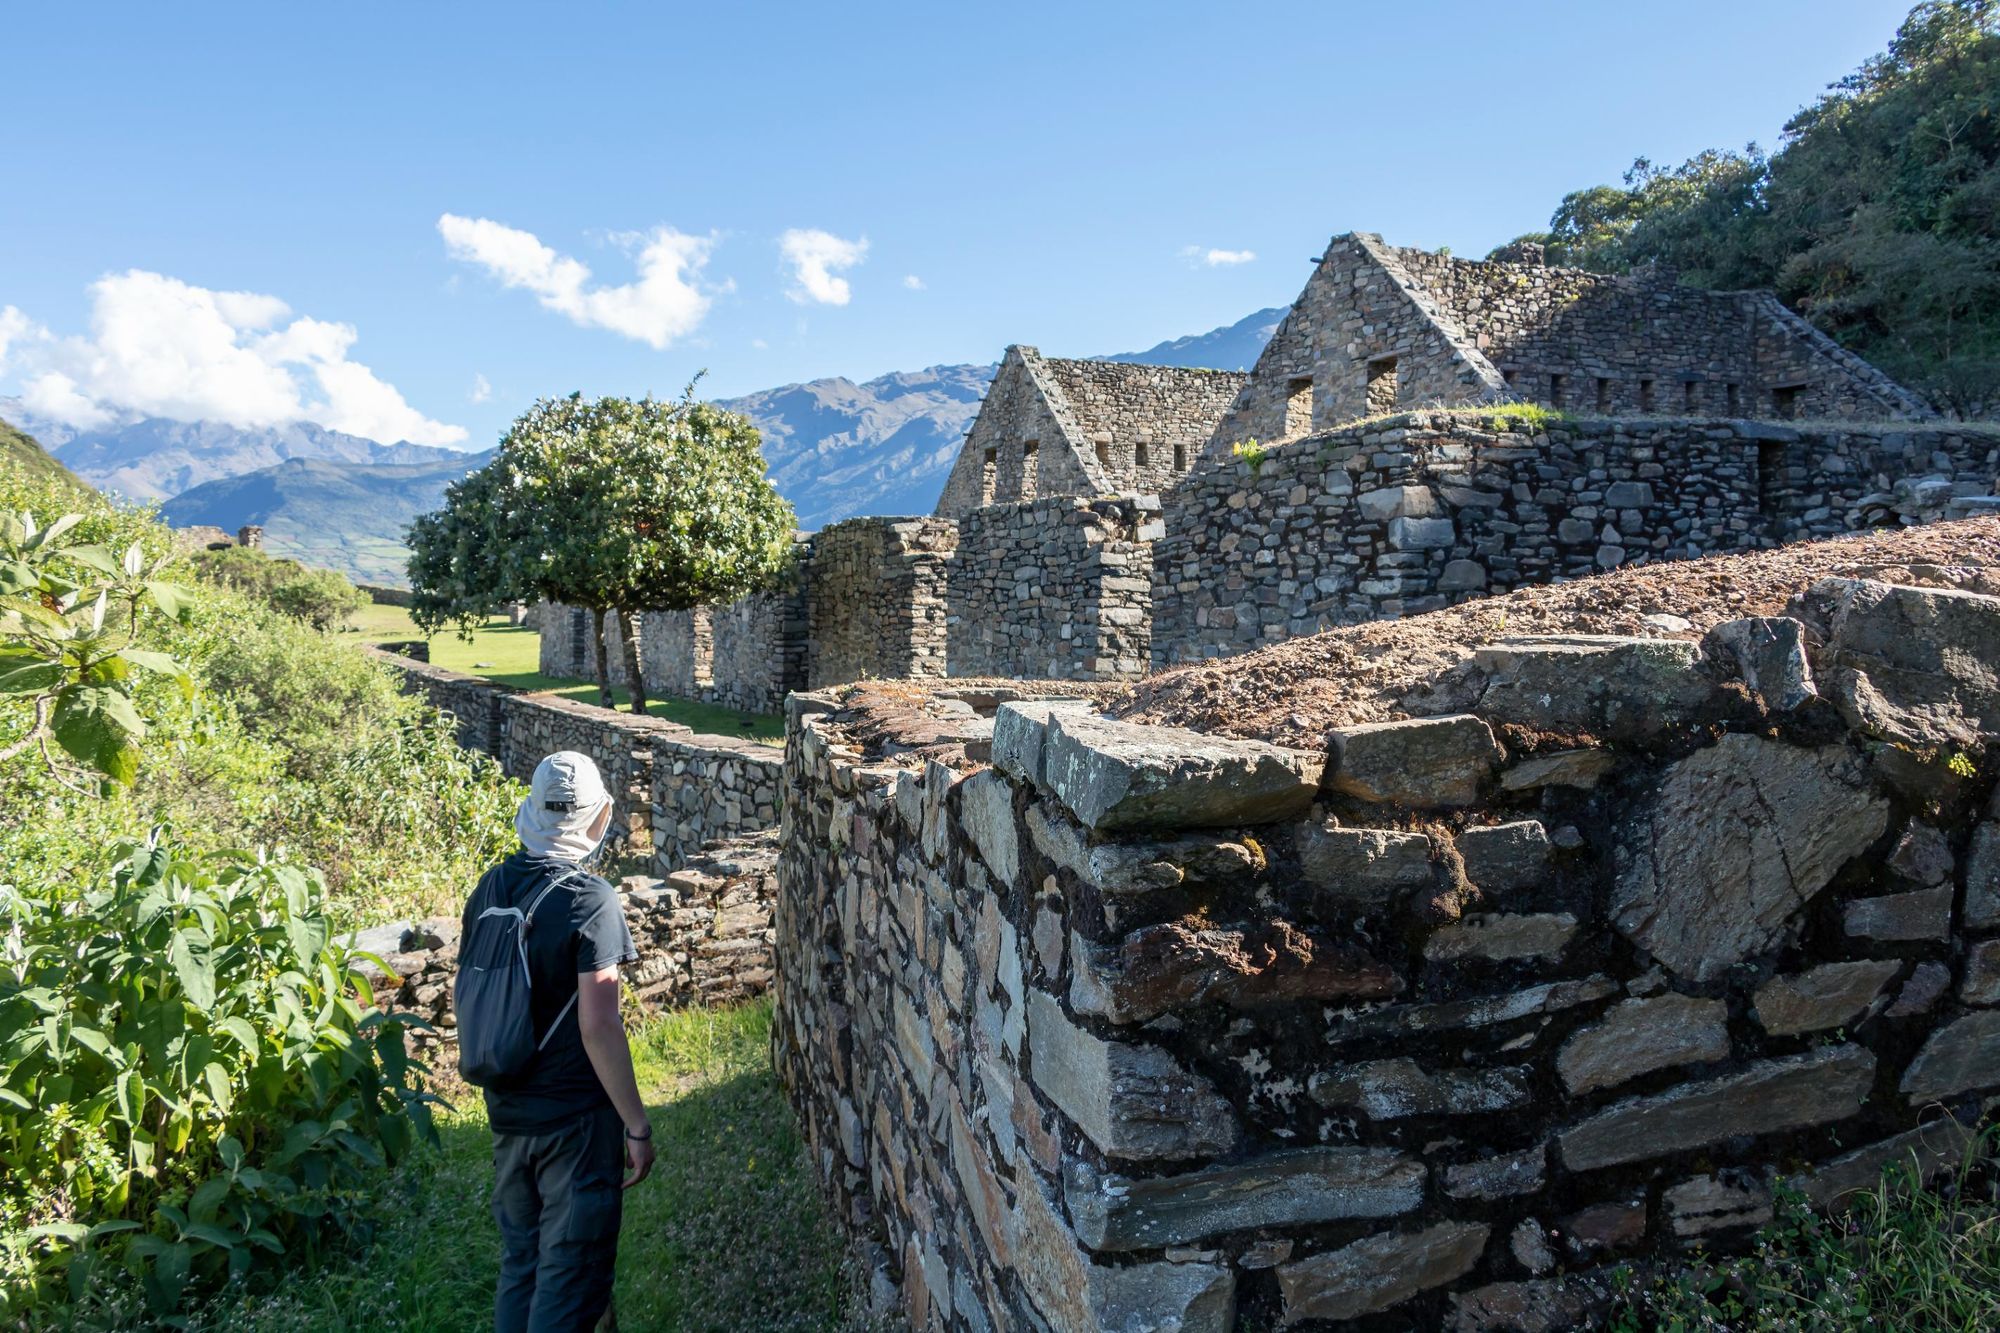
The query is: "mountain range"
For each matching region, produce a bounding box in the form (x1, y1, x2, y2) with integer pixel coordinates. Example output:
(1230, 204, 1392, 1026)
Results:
(3, 305, 1285, 585)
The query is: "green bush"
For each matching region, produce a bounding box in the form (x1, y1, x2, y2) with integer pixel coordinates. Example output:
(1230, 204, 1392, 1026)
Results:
(191, 546, 367, 631)
(0, 835, 437, 1319)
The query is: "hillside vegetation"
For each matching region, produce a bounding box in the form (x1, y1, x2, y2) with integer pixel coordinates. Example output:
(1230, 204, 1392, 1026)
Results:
(1507, 0, 2000, 414)
(0, 417, 87, 491)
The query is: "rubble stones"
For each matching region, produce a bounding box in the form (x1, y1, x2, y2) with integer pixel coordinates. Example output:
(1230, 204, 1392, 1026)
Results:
(1040, 711, 1322, 831)
(1443, 1145, 1548, 1201)
(1967, 823, 2000, 929)
(1844, 887, 1952, 943)
(1753, 960, 1902, 1036)
(1298, 823, 1434, 907)
(1559, 1046, 1876, 1170)
(1063, 1146, 1423, 1252)
(1326, 714, 1502, 808)
(1276, 1222, 1490, 1326)
(1705, 616, 1816, 712)
(1309, 1057, 1531, 1119)
(1665, 1174, 1774, 1238)
(1026, 989, 1240, 1159)
(1899, 1010, 2000, 1101)
(1500, 748, 1617, 791)
(1069, 918, 1399, 1024)
(1560, 1199, 1646, 1257)
(1454, 820, 1552, 893)
(1557, 995, 1732, 1096)
(1611, 736, 1888, 982)
(1474, 635, 1713, 741)
(1795, 1115, 1978, 1208)
(1887, 822, 1953, 886)
(1807, 579, 2000, 749)
(1425, 913, 1578, 964)
(1886, 961, 1952, 1019)
(1962, 939, 2000, 1005)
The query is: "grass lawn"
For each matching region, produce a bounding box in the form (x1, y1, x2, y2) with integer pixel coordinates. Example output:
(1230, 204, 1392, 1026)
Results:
(347, 605, 783, 742)
(194, 1000, 879, 1333)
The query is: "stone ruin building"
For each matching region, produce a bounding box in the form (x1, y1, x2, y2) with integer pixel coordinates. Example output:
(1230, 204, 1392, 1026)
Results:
(540, 231, 1994, 696)
(376, 227, 2000, 1331)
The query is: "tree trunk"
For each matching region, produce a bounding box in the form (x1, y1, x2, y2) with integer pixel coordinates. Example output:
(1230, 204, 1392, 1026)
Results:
(616, 606, 649, 715)
(589, 606, 612, 708)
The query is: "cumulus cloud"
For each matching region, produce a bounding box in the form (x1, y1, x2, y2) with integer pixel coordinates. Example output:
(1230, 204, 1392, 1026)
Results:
(780, 229, 868, 306)
(1182, 246, 1257, 267)
(0, 272, 465, 445)
(0, 306, 35, 371)
(470, 372, 492, 403)
(438, 213, 716, 349)
(902, 274, 925, 291)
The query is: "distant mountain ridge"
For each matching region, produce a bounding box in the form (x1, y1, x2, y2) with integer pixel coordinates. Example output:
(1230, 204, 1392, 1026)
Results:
(22, 304, 1284, 583)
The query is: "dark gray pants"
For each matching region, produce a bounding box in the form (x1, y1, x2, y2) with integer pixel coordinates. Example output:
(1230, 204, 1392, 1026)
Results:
(491, 1104, 624, 1332)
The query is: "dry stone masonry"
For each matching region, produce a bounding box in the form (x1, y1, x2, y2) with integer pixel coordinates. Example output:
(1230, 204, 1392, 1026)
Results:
(772, 570, 2000, 1331)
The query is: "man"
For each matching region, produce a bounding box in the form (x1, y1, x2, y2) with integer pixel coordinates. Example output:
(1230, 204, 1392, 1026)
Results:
(465, 751, 656, 1332)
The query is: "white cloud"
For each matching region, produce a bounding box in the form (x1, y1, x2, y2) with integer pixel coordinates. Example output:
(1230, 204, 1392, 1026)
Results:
(0, 271, 465, 445)
(780, 229, 868, 306)
(470, 372, 492, 403)
(438, 213, 716, 349)
(902, 274, 925, 291)
(750, 338, 769, 350)
(1182, 246, 1257, 267)
(0, 306, 36, 372)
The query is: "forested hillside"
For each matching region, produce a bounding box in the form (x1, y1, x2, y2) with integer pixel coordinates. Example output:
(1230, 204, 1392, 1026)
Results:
(1502, 0, 2000, 414)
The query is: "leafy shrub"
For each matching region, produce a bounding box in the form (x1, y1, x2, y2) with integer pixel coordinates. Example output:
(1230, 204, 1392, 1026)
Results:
(191, 547, 366, 631)
(0, 835, 438, 1319)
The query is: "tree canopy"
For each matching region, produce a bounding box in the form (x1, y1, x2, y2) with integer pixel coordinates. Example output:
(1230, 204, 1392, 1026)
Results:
(407, 392, 796, 713)
(1496, 0, 2000, 414)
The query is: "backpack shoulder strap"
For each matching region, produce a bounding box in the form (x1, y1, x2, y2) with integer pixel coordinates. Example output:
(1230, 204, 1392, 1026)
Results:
(522, 867, 586, 925)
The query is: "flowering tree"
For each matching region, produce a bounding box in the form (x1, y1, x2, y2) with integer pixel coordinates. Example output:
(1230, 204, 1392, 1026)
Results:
(408, 392, 795, 714)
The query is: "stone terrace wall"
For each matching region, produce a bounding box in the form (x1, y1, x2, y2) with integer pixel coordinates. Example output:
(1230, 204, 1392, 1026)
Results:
(946, 495, 1161, 681)
(366, 832, 780, 1039)
(1156, 410, 2000, 665)
(650, 732, 784, 874)
(710, 580, 811, 714)
(774, 574, 2000, 1331)
(808, 516, 957, 687)
(371, 650, 784, 871)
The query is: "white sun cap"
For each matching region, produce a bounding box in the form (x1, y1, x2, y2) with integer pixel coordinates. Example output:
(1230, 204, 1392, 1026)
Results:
(515, 751, 613, 862)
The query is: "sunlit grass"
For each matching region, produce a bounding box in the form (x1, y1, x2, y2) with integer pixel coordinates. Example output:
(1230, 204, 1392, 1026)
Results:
(190, 998, 876, 1333)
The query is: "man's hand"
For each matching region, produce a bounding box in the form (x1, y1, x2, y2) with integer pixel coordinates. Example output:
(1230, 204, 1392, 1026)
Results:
(622, 1123, 656, 1189)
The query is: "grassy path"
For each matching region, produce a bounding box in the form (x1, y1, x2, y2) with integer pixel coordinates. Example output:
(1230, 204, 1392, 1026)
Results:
(196, 1001, 870, 1332)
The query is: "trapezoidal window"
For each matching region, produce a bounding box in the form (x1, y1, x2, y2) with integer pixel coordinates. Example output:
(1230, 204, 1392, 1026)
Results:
(1095, 439, 1113, 470)
(1548, 373, 1567, 409)
(1639, 378, 1656, 413)
(1173, 442, 1188, 471)
(1683, 380, 1699, 413)
(1135, 441, 1150, 469)
(1284, 377, 1315, 437)
(1772, 384, 1805, 420)
(1594, 377, 1611, 413)
(1020, 439, 1038, 500)
(979, 446, 997, 506)
(1366, 357, 1399, 415)
(1726, 382, 1742, 415)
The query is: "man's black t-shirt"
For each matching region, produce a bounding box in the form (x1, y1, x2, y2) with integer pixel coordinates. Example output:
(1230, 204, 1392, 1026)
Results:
(463, 850, 638, 1135)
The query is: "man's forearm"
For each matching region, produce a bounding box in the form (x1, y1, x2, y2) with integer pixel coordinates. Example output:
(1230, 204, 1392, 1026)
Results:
(580, 1022, 650, 1132)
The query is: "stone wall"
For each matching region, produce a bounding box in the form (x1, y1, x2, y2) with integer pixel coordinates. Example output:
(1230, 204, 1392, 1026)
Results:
(710, 579, 811, 714)
(935, 348, 1108, 519)
(650, 732, 785, 874)
(365, 832, 780, 1039)
(1039, 358, 1248, 496)
(807, 516, 957, 687)
(537, 603, 597, 679)
(1155, 410, 2000, 664)
(371, 649, 784, 872)
(946, 494, 1160, 681)
(773, 573, 2000, 1331)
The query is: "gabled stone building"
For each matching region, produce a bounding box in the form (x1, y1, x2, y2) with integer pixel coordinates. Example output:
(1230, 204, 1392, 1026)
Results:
(932, 346, 1244, 519)
(1205, 233, 1933, 458)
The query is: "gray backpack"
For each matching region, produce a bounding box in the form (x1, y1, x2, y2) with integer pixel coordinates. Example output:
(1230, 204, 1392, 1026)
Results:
(455, 868, 582, 1086)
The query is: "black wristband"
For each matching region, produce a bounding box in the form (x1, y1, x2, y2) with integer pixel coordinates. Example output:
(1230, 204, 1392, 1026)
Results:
(625, 1125, 652, 1142)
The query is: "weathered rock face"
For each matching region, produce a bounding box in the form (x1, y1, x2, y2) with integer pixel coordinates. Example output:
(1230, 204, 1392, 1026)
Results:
(1038, 711, 1323, 831)
(1027, 990, 1240, 1160)
(1804, 578, 2000, 748)
(1611, 736, 1889, 982)
(1325, 714, 1502, 807)
(1309, 1057, 1530, 1119)
(1064, 1147, 1423, 1252)
(1899, 1010, 2000, 1101)
(1559, 1047, 1876, 1170)
(1665, 1174, 1774, 1239)
(1276, 1223, 1490, 1326)
(1070, 918, 1399, 1024)
(1297, 822, 1434, 907)
(1557, 995, 1732, 1096)
(1754, 960, 1902, 1036)
(1474, 635, 1713, 741)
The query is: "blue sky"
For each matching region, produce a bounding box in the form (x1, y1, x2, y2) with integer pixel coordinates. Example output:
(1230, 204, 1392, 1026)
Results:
(0, 0, 1915, 449)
